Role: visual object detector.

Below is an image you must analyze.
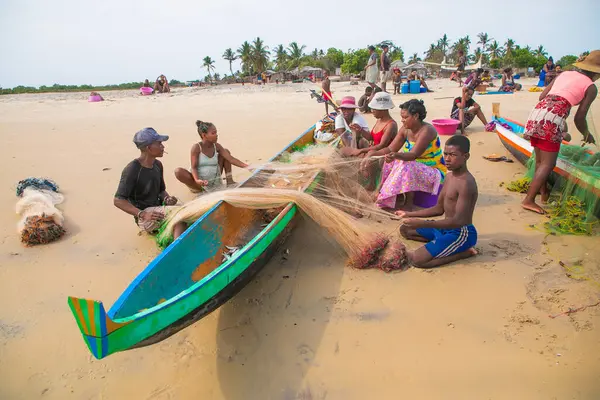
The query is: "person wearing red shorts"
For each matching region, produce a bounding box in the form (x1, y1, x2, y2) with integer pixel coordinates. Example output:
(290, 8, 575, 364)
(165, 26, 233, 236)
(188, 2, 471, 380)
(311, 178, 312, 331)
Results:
(522, 50, 600, 214)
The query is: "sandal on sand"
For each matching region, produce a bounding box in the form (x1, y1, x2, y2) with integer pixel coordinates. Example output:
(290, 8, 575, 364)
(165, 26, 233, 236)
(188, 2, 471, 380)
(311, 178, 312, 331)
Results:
(482, 154, 514, 163)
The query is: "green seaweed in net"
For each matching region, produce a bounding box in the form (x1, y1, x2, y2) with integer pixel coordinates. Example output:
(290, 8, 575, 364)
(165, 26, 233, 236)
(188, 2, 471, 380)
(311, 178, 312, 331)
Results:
(506, 177, 531, 193)
(525, 144, 600, 235)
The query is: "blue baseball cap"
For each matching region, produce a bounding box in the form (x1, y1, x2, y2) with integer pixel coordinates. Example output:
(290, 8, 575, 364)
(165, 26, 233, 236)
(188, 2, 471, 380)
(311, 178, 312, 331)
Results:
(133, 127, 169, 149)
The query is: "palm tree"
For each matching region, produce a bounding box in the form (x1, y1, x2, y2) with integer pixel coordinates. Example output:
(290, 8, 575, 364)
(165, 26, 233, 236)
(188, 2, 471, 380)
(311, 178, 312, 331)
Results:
(438, 34, 450, 53)
(222, 48, 237, 77)
(272, 44, 288, 71)
(504, 39, 515, 57)
(534, 45, 548, 57)
(477, 32, 492, 52)
(310, 48, 319, 59)
(251, 37, 269, 73)
(425, 43, 437, 60)
(488, 40, 502, 59)
(237, 41, 253, 74)
(203, 56, 215, 81)
(409, 53, 421, 64)
(287, 42, 306, 68)
(213, 73, 221, 82)
(471, 48, 482, 63)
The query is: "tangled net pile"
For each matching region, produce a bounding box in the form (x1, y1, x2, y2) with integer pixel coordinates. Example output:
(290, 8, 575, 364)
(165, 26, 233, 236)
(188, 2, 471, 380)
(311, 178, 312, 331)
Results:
(157, 144, 410, 272)
(15, 178, 66, 246)
(521, 145, 600, 235)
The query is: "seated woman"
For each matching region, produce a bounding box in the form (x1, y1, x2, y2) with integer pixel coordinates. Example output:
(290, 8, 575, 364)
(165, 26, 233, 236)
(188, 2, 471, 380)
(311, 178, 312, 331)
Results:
(339, 94, 397, 159)
(451, 88, 488, 134)
(480, 70, 494, 87)
(408, 70, 432, 92)
(364, 99, 447, 211)
(500, 68, 522, 92)
(175, 120, 249, 192)
(154, 75, 170, 93)
(543, 57, 557, 86)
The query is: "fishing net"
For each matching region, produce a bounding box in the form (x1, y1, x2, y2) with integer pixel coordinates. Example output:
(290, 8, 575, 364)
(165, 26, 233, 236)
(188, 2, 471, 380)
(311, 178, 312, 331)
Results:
(16, 183, 66, 246)
(524, 145, 600, 235)
(156, 144, 409, 272)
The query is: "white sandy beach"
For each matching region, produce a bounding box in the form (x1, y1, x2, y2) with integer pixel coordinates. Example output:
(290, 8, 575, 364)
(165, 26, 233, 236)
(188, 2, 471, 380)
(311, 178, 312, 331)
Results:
(1, 79, 599, 399)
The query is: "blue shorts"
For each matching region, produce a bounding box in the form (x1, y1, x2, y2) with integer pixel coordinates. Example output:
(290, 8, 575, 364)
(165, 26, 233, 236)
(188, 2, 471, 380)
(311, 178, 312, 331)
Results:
(416, 225, 477, 259)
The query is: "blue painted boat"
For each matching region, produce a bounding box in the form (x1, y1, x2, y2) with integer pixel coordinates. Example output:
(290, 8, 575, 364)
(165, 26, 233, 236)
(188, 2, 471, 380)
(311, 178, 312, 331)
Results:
(68, 116, 337, 359)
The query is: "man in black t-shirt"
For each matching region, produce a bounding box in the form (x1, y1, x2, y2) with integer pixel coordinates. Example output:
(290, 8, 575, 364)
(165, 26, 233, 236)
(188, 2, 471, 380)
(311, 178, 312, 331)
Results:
(450, 88, 488, 135)
(114, 127, 187, 238)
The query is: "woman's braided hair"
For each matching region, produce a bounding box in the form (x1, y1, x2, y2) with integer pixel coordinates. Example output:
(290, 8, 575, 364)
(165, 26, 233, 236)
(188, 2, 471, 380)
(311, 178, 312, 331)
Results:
(196, 120, 215, 135)
(400, 99, 427, 121)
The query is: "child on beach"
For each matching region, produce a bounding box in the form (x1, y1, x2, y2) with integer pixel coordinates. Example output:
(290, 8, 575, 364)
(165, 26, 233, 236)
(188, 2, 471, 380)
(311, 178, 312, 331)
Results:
(397, 135, 478, 268)
(521, 51, 599, 214)
(451, 88, 488, 134)
(358, 86, 374, 113)
(393, 69, 402, 94)
(174, 120, 249, 192)
(321, 71, 332, 114)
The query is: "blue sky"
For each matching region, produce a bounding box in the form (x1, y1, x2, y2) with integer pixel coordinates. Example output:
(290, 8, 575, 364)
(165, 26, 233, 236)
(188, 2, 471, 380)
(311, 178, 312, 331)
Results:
(1, 0, 598, 88)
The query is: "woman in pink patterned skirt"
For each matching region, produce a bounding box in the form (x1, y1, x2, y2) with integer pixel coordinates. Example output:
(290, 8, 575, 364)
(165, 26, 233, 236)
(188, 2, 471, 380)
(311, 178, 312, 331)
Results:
(364, 99, 447, 211)
(521, 50, 600, 214)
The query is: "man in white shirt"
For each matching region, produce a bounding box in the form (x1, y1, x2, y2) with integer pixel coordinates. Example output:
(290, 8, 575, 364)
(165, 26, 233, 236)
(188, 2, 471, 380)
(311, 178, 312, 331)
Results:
(335, 96, 371, 155)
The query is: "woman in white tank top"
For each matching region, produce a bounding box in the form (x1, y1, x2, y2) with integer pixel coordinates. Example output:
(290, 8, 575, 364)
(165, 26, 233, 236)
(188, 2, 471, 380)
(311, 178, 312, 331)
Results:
(175, 120, 249, 193)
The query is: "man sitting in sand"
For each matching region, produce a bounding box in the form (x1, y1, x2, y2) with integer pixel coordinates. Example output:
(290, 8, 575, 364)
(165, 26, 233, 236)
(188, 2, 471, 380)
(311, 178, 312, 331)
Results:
(451, 88, 488, 135)
(114, 127, 186, 239)
(358, 86, 373, 113)
(397, 135, 478, 268)
(154, 75, 170, 93)
(408, 70, 433, 92)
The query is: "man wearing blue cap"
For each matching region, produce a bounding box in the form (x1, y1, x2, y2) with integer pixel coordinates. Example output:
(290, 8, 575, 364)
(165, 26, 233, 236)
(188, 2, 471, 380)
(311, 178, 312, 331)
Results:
(114, 127, 186, 238)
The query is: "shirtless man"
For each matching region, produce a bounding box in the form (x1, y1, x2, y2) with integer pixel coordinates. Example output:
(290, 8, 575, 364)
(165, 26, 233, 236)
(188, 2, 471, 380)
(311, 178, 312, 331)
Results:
(455, 50, 466, 87)
(321, 71, 333, 114)
(397, 135, 478, 268)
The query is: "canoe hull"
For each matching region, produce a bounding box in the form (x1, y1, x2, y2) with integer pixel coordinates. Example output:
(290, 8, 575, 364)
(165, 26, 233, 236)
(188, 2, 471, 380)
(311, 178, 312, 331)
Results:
(68, 117, 335, 359)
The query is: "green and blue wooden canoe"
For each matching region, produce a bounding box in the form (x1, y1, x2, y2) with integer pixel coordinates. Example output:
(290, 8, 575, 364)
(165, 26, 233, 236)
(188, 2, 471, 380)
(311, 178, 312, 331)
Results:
(68, 117, 336, 359)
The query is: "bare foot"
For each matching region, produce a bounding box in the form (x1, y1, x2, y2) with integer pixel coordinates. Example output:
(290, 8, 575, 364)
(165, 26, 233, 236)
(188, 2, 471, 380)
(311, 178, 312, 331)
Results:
(521, 201, 547, 215)
(467, 247, 478, 256)
(541, 191, 550, 204)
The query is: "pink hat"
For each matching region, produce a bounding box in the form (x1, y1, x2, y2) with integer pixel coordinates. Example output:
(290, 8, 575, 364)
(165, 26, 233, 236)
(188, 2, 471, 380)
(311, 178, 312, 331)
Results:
(339, 96, 358, 109)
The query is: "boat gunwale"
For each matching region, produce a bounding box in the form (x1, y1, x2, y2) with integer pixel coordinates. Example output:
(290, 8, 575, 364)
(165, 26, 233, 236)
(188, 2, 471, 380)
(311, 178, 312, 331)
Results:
(107, 123, 318, 321)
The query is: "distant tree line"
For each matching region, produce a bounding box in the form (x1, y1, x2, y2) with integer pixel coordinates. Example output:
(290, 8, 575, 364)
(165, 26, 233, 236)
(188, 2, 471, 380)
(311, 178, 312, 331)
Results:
(0, 80, 183, 95)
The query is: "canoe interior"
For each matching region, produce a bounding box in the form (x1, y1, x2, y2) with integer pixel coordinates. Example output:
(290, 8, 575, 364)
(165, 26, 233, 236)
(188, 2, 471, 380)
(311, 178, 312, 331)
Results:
(108, 126, 318, 320)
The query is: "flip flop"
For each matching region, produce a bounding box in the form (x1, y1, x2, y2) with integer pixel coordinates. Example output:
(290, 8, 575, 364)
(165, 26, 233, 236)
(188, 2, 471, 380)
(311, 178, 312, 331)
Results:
(482, 154, 514, 163)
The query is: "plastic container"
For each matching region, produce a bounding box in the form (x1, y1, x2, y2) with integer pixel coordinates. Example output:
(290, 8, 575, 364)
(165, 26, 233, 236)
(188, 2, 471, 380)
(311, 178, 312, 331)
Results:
(409, 80, 420, 94)
(401, 83, 409, 94)
(414, 184, 443, 208)
(88, 95, 103, 102)
(420, 87, 427, 93)
(431, 118, 460, 135)
(513, 74, 520, 80)
(140, 86, 154, 95)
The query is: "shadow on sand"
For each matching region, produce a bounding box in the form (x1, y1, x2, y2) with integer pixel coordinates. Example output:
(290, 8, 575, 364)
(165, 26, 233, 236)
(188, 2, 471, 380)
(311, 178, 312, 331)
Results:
(216, 217, 345, 399)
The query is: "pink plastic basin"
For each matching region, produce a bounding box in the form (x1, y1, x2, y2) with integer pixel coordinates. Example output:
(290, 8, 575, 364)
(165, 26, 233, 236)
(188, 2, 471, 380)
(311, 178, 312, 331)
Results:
(140, 86, 153, 95)
(432, 118, 460, 135)
(88, 95, 103, 102)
